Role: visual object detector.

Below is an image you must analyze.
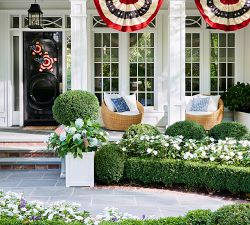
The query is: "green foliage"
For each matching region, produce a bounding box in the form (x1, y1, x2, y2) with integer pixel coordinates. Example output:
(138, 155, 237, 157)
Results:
(52, 90, 99, 125)
(165, 121, 206, 140)
(208, 122, 248, 140)
(0, 218, 82, 225)
(100, 217, 187, 225)
(124, 158, 250, 194)
(95, 144, 125, 184)
(123, 124, 161, 139)
(241, 133, 250, 141)
(221, 82, 250, 112)
(47, 118, 108, 158)
(185, 210, 212, 225)
(210, 204, 250, 225)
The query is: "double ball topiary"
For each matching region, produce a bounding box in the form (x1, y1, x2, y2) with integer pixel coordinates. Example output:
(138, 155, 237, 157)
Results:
(52, 90, 99, 125)
(95, 144, 125, 184)
(208, 122, 248, 140)
(165, 120, 206, 140)
(123, 124, 161, 139)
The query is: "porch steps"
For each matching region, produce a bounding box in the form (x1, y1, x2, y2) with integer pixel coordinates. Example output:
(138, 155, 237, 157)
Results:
(0, 142, 61, 170)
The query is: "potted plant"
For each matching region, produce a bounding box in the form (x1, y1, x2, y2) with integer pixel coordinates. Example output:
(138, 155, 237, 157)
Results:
(47, 118, 108, 187)
(221, 82, 250, 129)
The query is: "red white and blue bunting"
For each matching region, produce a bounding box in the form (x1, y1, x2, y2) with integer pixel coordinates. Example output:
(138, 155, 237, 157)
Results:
(195, 0, 250, 31)
(93, 0, 163, 32)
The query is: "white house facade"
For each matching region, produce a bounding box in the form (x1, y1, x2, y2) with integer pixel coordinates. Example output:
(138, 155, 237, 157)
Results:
(0, 0, 249, 127)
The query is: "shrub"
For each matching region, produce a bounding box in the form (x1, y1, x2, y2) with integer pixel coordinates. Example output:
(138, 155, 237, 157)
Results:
(241, 133, 250, 141)
(52, 90, 99, 125)
(185, 210, 212, 225)
(221, 82, 250, 113)
(208, 122, 248, 140)
(95, 144, 125, 184)
(165, 121, 206, 140)
(210, 204, 250, 225)
(124, 158, 250, 194)
(123, 124, 161, 139)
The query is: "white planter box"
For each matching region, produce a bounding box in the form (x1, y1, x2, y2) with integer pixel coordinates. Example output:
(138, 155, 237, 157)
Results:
(234, 111, 250, 130)
(65, 152, 95, 187)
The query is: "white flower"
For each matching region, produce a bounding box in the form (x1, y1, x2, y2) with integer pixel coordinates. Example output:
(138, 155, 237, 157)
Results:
(59, 132, 67, 142)
(210, 157, 215, 162)
(75, 118, 84, 128)
(229, 152, 235, 157)
(68, 127, 77, 135)
(73, 133, 81, 141)
(153, 151, 158, 156)
(238, 155, 243, 160)
(225, 155, 230, 160)
(122, 147, 126, 152)
(89, 138, 98, 147)
(164, 143, 169, 147)
(147, 148, 153, 154)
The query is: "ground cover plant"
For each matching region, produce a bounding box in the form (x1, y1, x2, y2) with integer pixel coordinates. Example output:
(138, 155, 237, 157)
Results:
(120, 135, 250, 166)
(1, 191, 250, 225)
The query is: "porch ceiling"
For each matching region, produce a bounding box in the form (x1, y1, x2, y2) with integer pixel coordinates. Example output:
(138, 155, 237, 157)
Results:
(0, 0, 197, 10)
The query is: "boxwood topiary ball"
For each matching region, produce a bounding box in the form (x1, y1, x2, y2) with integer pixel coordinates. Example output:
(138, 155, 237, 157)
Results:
(210, 204, 250, 225)
(122, 124, 161, 139)
(95, 144, 125, 184)
(208, 122, 248, 140)
(165, 120, 206, 140)
(52, 90, 99, 125)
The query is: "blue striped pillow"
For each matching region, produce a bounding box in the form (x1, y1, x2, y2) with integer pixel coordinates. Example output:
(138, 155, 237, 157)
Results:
(190, 97, 210, 112)
(111, 97, 130, 112)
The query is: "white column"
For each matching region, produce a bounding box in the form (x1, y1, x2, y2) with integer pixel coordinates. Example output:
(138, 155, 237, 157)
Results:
(70, 0, 88, 90)
(244, 26, 250, 83)
(167, 0, 186, 125)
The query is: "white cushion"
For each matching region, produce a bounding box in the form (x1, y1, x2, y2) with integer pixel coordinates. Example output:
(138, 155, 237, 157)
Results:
(185, 95, 199, 111)
(117, 111, 140, 116)
(123, 94, 139, 113)
(186, 111, 213, 116)
(104, 93, 120, 112)
(198, 94, 220, 112)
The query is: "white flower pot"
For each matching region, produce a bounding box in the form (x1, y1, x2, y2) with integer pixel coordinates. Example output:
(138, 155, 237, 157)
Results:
(65, 152, 95, 187)
(234, 111, 250, 130)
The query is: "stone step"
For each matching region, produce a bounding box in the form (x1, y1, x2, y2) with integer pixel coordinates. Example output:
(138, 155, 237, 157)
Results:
(0, 157, 61, 170)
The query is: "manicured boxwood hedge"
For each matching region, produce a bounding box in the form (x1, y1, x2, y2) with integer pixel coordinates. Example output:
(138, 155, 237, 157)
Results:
(123, 158, 250, 194)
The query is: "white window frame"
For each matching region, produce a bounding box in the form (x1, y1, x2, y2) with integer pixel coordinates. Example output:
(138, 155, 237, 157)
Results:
(89, 12, 161, 110)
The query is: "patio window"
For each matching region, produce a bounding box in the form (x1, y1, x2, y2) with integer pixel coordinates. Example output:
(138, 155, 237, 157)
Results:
(94, 33, 119, 104)
(185, 33, 201, 96)
(66, 35, 71, 90)
(210, 33, 235, 94)
(129, 33, 155, 106)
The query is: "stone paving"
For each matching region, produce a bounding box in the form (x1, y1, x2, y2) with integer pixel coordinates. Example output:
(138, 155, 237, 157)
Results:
(0, 170, 238, 218)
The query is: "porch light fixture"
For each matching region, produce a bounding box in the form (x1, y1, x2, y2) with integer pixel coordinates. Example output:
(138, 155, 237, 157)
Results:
(28, 0, 43, 29)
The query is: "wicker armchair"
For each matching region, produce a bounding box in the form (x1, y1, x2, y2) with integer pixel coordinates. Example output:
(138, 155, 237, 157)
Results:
(185, 98, 224, 130)
(101, 101, 144, 131)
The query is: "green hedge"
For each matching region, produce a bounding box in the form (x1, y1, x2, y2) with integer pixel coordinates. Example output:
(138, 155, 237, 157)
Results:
(123, 158, 250, 194)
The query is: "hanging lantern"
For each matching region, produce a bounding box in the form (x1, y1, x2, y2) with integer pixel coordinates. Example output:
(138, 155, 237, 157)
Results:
(94, 0, 163, 32)
(28, 0, 43, 29)
(195, 0, 250, 31)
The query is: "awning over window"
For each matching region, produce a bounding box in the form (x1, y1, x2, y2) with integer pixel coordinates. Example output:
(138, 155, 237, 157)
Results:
(93, 0, 163, 32)
(195, 0, 250, 31)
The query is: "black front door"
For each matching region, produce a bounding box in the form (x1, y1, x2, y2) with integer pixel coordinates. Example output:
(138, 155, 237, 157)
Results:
(23, 32, 62, 125)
